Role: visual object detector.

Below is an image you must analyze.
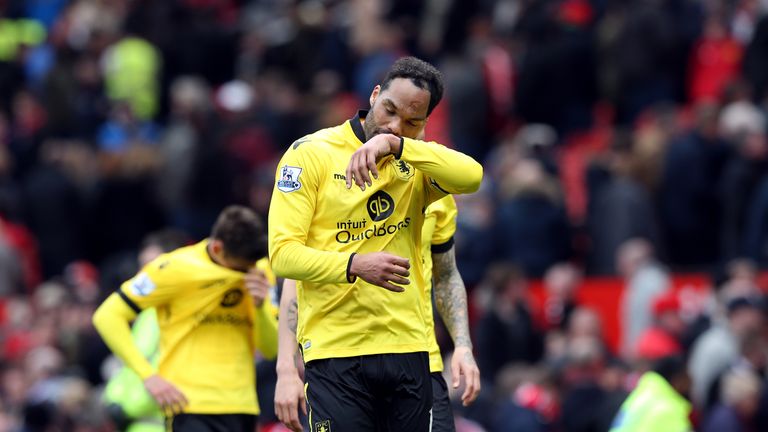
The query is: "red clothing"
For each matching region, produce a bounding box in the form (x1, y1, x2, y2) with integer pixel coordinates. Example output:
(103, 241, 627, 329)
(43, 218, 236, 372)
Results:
(636, 326, 682, 360)
(688, 37, 743, 103)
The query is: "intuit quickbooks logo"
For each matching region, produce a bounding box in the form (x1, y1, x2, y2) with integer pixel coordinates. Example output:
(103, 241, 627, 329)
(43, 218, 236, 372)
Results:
(367, 191, 394, 221)
(334, 218, 411, 244)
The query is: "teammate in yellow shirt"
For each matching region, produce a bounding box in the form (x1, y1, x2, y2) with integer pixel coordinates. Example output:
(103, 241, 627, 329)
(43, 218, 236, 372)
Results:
(93, 206, 278, 432)
(268, 57, 483, 430)
(274, 195, 481, 431)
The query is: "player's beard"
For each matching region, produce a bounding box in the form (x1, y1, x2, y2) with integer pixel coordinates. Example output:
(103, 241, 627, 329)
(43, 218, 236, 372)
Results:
(363, 104, 391, 141)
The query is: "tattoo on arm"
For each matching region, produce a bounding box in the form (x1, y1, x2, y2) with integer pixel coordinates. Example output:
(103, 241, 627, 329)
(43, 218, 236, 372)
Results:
(432, 247, 472, 348)
(287, 298, 298, 335)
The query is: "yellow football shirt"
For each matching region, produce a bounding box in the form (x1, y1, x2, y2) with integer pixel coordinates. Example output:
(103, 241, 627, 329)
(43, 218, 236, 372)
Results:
(108, 240, 277, 415)
(268, 111, 482, 363)
(420, 194, 458, 372)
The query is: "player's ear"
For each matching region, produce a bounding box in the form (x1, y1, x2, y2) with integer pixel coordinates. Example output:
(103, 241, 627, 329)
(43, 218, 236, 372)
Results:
(210, 239, 224, 257)
(369, 85, 381, 107)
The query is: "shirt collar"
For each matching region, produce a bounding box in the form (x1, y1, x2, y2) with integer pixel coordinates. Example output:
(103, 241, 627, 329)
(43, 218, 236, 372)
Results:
(350, 110, 368, 144)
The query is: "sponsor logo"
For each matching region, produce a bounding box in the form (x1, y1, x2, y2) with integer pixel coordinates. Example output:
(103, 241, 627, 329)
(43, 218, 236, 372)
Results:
(303, 340, 312, 350)
(220, 289, 244, 307)
(367, 191, 394, 221)
(130, 273, 156, 296)
(336, 219, 367, 230)
(390, 159, 414, 181)
(277, 165, 302, 192)
(198, 313, 252, 327)
(201, 279, 226, 289)
(333, 173, 346, 181)
(335, 217, 411, 243)
(315, 420, 331, 432)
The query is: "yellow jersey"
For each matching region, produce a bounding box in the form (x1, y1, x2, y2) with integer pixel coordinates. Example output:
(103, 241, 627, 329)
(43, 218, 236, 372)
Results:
(420, 195, 458, 372)
(101, 240, 277, 415)
(268, 111, 482, 363)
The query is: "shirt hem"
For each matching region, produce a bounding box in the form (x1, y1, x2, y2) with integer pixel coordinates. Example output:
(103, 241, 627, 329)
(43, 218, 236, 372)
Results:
(303, 344, 429, 363)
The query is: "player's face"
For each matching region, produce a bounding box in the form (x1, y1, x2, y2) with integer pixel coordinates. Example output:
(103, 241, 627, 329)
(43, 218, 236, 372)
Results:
(364, 77, 430, 141)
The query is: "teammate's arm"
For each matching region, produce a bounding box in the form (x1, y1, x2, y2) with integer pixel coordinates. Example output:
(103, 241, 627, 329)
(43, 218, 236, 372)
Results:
(432, 246, 481, 406)
(246, 269, 279, 359)
(93, 294, 188, 414)
(345, 133, 482, 195)
(275, 279, 306, 432)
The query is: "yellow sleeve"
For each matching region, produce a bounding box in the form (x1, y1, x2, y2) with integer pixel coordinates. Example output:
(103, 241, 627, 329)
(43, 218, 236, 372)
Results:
(92, 293, 156, 380)
(430, 195, 458, 253)
(252, 299, 279, 360)
(399, 137, 483, 196)
(268, 145, 355, 283)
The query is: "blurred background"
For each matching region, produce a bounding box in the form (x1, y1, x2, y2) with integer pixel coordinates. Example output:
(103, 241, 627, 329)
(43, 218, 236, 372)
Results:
(1, 0, 768, 431)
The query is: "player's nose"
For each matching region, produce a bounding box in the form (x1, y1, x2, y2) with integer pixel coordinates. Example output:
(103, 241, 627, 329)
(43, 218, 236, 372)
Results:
(386, 119, 403, 136)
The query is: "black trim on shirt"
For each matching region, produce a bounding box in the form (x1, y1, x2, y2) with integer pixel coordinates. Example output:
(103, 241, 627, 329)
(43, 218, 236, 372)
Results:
(117, 289, 142, 314)
(350, 111, 368, 144)
(431, 237, 455, 254)
(395, 136, 405, 159)
(346, 253, 358, 283)
(429, 178, 450, 194)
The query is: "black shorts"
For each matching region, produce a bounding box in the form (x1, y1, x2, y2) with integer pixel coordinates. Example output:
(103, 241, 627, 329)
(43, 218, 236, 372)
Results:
(168, 413, 257, 432)
(431, 372, 455, 432)
(304, 352, 432, 432)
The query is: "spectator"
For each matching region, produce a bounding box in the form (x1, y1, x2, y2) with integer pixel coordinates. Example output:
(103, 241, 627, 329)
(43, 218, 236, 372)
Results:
(540, 262, 582, 332)
(587, 132, 661, 274)
(634, 291, 685, 361)
(689, 296, 765, 408)
(702, 368, 762, 432)
(658, 102, 730, 269)
(618, 238, 670, 357)
(493, 157, 571, 277)
(609, 356, 693, 432)
(476, 264, 543, 384)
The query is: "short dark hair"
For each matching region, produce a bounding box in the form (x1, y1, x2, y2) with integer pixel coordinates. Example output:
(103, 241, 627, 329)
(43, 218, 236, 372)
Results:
(211, 205, 267, 262)
(381, 56, 444, 116)
(652, 355, 687, 383)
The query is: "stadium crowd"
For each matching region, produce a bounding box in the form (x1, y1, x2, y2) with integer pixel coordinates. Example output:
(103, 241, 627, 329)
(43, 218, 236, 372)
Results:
(0, 0, 768, 430)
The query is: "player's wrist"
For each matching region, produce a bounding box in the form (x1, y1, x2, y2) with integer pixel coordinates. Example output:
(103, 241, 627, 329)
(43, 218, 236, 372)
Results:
(276, 361, 299, 376)
(346, 253, 358, 283)
(390, 135, 404, 159)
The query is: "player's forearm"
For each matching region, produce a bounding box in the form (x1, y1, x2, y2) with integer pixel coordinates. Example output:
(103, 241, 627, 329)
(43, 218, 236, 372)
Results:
(253, 301, 279, 360)
(270, 240, 354, 284)
(432, 248, 472, 348)
(277, 279, 300, 375)
(92, 293, 156, 379)
(397, 137, 483, 194)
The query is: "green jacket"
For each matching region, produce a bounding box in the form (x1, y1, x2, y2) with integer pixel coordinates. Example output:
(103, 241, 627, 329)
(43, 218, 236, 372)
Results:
(610, 372, 692, 432)
(104, 309, 163, 431)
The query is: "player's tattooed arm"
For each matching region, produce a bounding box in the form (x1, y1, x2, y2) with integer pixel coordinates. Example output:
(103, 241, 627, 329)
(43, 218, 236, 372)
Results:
(432, 247, 472, 348)
(287, 297, 298, 335)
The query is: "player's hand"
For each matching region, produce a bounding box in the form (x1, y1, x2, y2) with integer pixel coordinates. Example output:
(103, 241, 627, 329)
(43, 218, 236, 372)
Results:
(245, 269, 270, 307)
(144, 374, 188, 415)
(350, 252, 410, 292)
(275, 368, 307, 431)
(345, 134, 400, 190)
(451, 346, 481, 406)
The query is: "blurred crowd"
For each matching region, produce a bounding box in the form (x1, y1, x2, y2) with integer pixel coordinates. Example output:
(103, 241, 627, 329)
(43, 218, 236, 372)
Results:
(0, 0, 768, 430)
